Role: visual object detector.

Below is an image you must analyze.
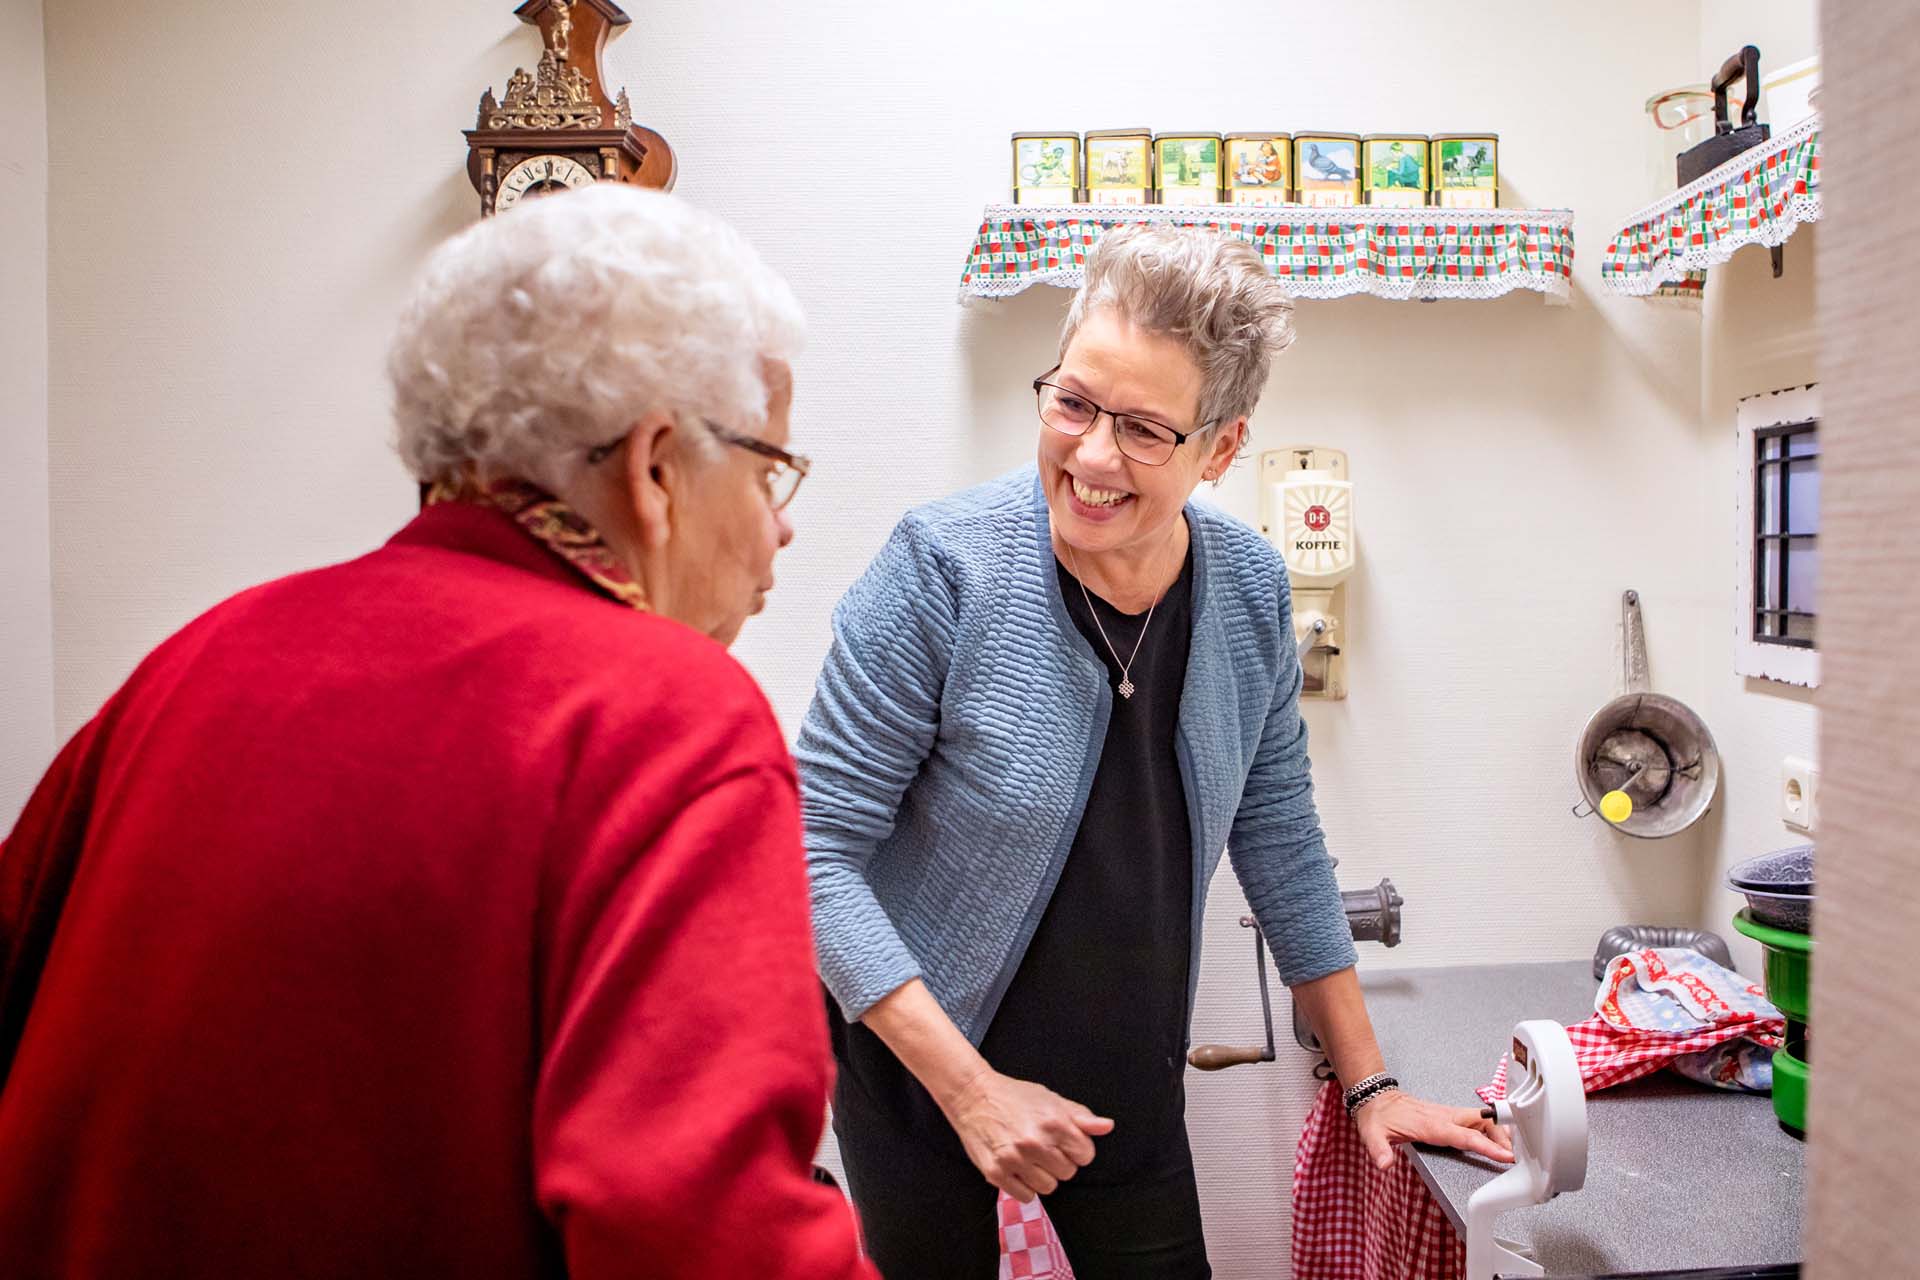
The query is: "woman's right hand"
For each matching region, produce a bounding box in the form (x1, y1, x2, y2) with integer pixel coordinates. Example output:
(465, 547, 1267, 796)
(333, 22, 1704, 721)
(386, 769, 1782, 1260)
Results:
(940, 1068, 1115, 1202)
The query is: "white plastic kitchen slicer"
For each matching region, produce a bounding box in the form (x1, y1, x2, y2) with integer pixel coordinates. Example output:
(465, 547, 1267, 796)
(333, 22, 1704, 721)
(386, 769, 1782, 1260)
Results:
(1260, 447, 1353, 698)
(1466, 1020, 1588, 1280)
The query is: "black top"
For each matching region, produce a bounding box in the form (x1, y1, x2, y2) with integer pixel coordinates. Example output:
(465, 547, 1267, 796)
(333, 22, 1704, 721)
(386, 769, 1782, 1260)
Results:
(975, 541, 1197, 1181)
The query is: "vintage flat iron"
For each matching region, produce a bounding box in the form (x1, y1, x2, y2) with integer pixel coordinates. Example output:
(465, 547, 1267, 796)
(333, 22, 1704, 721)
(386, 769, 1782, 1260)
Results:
(1677, 45, 1788, 278)
(1677, 46, 1769, 186)
(1466, 1020, 1588, 1280)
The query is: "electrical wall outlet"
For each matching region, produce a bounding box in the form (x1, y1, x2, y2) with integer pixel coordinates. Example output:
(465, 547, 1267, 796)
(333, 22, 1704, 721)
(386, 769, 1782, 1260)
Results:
(1781, 756, 1819, 833)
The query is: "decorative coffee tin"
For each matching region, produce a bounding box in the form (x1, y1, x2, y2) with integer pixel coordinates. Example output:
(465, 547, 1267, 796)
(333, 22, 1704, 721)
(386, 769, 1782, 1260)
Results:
(1362, 133, 1430, 207)
(1154, 132, 1223, 206)
(1226, 132, 1292, 206)
(1294, 131, 1361, 207)
(1011, 132, 1081, 204)
(1430, 133, 1499, 208)
(1084, 128, 1153, 205)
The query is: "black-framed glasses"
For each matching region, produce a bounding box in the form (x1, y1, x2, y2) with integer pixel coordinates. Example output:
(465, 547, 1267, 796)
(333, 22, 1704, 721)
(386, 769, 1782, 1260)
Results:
(1033, 368, 1212, 467)
(585, 420, 811, 511)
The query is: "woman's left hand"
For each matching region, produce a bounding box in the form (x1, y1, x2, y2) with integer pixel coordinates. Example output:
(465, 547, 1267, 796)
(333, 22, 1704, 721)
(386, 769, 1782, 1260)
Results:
(1351, 1090, 1513, 1170)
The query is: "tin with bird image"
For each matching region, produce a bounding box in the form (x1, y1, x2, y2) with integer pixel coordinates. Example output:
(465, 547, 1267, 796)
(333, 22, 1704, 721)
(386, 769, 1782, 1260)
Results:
(1293, 131, 1361, 207)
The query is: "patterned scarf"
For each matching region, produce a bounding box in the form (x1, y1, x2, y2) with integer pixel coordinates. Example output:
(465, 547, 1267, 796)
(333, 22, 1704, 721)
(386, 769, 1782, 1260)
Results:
(425, 475, 650, 612)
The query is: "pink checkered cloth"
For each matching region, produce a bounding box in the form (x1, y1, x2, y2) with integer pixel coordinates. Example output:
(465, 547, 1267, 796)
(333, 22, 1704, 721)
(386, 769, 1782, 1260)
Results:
(997, 1192, 1075, 1279)
(1291, 1080, 1466, 1280)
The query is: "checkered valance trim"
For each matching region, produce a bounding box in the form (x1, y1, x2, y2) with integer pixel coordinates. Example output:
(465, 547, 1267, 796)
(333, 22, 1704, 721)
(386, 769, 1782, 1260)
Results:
(1602, 114, 1821, 298)
(959, 204, 1576, 304)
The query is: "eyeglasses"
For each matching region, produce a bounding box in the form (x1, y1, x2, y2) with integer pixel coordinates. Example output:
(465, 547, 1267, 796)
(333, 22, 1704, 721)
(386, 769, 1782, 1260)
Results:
(586, 420, 811, 511)
(707, 422, 811, 511)
(1032, 369, 1212, 467)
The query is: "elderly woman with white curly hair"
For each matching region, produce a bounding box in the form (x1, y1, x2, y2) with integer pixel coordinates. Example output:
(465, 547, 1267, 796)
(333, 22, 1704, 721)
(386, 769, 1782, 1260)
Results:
(799, 224, 1511, 1277)
(0, 186, 874, 1279)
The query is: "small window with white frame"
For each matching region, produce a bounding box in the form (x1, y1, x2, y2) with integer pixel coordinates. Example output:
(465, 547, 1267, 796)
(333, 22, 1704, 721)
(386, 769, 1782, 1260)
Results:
(1734, 384, 1819, 686)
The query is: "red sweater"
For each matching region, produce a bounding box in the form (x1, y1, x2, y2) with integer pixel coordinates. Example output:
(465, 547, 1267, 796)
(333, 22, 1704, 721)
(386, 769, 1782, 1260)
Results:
(0, 502, 873, 1279)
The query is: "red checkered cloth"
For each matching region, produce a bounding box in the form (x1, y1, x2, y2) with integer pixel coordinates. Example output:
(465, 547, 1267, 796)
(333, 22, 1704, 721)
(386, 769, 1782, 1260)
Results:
(1478, 952, 1784, 1103)
(1291, 1080, 1466, 1280)
(997, 1191, 1075, 1279)
(1477, 1012, 1782, 1101)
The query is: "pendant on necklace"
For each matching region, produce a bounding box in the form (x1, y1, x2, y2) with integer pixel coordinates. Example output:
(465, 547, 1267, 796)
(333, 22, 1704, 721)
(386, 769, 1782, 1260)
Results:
(1118, 677, 1136, 699)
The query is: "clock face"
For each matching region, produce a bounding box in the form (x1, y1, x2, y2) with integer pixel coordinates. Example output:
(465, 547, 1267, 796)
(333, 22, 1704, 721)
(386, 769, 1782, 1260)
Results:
(495, 154, 597, 210)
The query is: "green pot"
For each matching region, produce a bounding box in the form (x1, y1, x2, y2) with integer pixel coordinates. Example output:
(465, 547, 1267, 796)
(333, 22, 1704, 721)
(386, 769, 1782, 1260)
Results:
(1734, 908, 1813, 1134)
(1733, 908, 1813, 1021)
(1773, 1046, 1810, 1133)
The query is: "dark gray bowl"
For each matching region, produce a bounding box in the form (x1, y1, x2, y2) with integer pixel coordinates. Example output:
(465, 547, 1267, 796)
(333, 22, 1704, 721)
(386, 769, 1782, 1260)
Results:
(1734, 887, 1812, 933)
(1727, 845, 1816, 932)
(1728, 844, 1814, 894)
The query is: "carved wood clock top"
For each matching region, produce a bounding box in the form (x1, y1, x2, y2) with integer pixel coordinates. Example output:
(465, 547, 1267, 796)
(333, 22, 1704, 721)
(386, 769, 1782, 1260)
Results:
(464, 0, 675, 216)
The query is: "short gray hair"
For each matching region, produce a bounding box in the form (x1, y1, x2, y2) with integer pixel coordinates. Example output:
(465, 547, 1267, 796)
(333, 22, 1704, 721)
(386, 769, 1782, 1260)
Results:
(389, 184, 804, 488)
(1059, 223, 1295, 433)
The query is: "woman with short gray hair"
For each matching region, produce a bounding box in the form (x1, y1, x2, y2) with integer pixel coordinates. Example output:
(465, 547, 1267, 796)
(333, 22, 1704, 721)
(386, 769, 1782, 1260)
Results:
(799, 223, 1509, 1276)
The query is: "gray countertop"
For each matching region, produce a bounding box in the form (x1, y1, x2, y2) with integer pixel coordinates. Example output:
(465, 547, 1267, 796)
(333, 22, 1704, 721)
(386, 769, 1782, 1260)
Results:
(1363, 960, 1803, 1275)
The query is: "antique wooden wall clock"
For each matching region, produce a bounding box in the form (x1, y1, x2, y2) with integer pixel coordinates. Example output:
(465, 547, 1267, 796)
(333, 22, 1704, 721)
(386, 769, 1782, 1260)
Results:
(464, 0, 676, 216)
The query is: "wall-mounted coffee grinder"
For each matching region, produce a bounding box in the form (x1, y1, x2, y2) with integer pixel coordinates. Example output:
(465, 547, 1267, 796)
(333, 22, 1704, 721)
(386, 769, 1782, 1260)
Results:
(1189, 875, 1403, 1070)
(1261, 447, 1354, 699)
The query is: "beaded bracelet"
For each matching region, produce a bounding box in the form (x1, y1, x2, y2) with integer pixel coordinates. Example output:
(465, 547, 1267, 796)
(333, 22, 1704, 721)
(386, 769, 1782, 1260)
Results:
(1343, 1072, 1401, 1115)
(1343, 1071, 1392, 1100)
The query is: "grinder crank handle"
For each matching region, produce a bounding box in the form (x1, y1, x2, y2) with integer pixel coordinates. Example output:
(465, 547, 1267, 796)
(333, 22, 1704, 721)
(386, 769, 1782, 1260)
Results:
(1188, 1043, 1272, 1070)
(1188, 916, 1279, 1070)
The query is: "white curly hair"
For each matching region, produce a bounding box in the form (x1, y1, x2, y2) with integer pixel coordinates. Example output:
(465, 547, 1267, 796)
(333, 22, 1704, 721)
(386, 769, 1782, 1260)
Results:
(1060, 222, 1294, 436)
(389, 184, 804, 487)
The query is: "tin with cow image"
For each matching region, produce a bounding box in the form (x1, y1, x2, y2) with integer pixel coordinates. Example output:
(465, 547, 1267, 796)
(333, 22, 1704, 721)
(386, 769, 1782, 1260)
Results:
(1430, 133, 1499, 208)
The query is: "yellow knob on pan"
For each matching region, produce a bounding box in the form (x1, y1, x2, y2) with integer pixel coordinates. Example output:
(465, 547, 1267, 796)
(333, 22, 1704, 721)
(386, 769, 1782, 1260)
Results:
(1599, 790, 1634, 824)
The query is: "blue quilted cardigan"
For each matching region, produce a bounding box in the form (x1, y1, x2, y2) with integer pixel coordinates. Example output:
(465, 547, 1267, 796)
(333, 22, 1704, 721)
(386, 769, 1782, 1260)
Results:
(796, 466, 1356, 1047)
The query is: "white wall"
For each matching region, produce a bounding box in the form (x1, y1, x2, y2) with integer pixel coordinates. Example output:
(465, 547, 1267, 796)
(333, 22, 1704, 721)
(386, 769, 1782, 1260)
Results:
(0, 0, 53, 830)
(43, 0, 481, 732)
(1700, 0, 1819, 102)
(1695, 0, 1821, 975)
(38, 1, 1789, 1274)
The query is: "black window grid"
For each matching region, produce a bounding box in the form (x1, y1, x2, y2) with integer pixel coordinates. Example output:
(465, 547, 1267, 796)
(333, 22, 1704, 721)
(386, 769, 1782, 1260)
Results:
(1752, 419, 1818, 650)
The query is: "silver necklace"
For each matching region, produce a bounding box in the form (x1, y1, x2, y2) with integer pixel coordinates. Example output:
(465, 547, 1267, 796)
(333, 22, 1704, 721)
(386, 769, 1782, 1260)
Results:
(1061, 525, 1180, 700)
